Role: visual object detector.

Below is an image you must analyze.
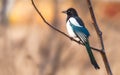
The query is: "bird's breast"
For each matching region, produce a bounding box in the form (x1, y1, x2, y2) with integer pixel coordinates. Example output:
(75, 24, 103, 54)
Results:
(66, 21, 76, 37)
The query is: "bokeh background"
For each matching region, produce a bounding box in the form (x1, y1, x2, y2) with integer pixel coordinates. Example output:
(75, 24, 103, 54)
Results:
(0, 0, 120, 75)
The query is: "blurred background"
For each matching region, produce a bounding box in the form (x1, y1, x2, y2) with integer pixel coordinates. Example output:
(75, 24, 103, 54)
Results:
(0, 0, 120, 75)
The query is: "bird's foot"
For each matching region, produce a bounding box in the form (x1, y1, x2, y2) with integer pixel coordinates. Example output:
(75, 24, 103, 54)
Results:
(79, 40, 84, 45)
(70, 37, 74, 41)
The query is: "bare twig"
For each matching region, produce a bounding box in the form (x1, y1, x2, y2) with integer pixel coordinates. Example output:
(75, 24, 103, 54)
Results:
(0, 0, 8, 25)
(31, 0, 101, 52)
(86, 0, 112, 75)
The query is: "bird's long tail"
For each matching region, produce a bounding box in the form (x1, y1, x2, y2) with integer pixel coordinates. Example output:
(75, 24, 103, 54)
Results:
(85, 42, 100, 69)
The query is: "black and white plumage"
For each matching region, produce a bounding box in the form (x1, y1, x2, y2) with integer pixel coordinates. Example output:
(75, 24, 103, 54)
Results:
(62, 8, 100, 69)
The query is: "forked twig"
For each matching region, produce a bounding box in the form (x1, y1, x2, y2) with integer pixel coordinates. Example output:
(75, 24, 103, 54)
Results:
(87, 0, 112, 75)
(31, 0, 101, 52)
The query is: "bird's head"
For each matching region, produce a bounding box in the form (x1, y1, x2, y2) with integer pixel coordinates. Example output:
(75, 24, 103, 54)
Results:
(62, 8, 78, 17)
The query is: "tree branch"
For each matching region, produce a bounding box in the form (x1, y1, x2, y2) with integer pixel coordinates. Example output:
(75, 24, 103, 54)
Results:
(0, 0, 8, 25)
(31, 0, 101, 52)
(86, 0, 112, 75)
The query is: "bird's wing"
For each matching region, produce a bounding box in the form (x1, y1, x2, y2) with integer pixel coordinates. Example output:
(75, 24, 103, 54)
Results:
(69, 20, 90, 43)
(74, 26, 88, 43)
(76, 31, 88, 43)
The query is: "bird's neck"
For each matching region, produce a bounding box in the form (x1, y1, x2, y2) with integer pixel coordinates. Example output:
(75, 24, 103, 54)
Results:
(66, 15, 77, 22)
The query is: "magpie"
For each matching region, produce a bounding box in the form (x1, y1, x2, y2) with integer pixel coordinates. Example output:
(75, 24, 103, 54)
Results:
(62, 8, 100, 69)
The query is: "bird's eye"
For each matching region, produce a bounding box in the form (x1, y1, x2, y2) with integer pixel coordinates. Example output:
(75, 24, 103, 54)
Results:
(67, 10, 71, 13)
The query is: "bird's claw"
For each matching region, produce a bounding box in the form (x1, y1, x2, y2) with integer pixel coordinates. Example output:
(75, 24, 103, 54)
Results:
(70, 37, 74, 41)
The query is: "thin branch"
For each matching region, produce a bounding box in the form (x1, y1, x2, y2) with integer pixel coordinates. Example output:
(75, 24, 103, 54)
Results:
(86, 0, 112, 75)
(31, 0, 101, 52)
(0, 0, 8, 25)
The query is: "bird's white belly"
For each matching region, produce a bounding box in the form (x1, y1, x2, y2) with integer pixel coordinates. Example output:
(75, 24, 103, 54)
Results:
(66, 21, 76, 37)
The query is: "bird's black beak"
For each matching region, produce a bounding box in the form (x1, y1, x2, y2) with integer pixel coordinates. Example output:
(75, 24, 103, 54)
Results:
(62, 11, 67, 14)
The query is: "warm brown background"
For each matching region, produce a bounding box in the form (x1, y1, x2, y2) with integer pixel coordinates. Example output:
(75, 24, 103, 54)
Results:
(0, 0, 120, 75)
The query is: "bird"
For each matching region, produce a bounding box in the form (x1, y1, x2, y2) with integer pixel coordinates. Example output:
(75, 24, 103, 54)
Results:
(62, 8, 100, 69)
